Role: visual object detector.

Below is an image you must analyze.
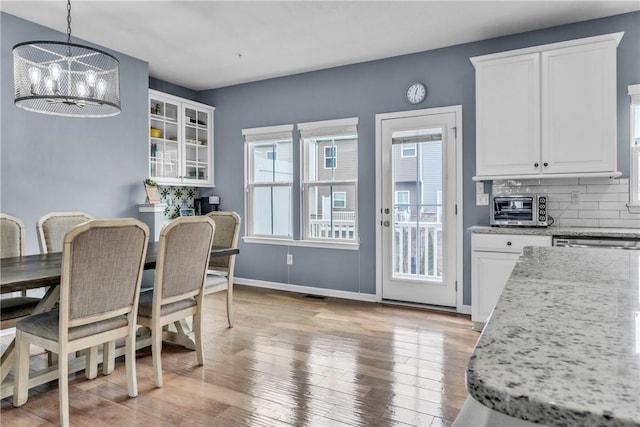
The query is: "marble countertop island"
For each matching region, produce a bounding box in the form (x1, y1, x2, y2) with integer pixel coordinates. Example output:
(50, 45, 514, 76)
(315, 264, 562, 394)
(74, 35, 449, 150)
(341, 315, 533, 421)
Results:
(466, 246, 640, 426)
(469, 225, 640, 239)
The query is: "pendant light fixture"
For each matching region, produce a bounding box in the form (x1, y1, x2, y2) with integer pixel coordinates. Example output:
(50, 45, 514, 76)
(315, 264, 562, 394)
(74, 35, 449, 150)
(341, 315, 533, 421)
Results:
(13, 0, 120, 117)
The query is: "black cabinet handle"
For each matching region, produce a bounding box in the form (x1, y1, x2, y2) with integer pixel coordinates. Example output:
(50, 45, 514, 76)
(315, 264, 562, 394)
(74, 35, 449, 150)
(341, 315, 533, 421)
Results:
(507, 241, 512, 246)
(543, 162, 549, 167)
(534, 163, 539, 167)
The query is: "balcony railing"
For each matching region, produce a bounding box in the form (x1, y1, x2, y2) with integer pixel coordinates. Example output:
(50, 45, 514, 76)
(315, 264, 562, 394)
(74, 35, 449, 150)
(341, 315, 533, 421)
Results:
(394, 220, 443, 281)
(309, 211, 356, 240)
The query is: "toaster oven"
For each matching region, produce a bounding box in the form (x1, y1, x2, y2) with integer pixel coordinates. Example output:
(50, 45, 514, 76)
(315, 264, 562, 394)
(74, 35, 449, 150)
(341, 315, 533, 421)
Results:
(490, 194, 548, 227)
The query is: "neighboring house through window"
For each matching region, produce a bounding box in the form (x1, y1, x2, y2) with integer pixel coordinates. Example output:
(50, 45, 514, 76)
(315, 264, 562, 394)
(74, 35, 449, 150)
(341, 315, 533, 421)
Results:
(300, 117, 358, 242)
(242, 124, 293, 238)
(401, 143, 416, 157)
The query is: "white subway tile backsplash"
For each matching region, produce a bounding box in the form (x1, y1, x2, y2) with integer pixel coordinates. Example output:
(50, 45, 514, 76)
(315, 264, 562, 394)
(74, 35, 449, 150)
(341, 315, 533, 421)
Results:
(554, 218, 600, 227)
(492, 177, 636, 229)
(598, 219, 640, 228)
(579, 210, 620, 219)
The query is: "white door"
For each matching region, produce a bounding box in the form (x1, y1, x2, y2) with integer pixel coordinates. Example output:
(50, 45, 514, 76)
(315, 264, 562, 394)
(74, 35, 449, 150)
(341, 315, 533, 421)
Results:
(378, 109, 459, 307)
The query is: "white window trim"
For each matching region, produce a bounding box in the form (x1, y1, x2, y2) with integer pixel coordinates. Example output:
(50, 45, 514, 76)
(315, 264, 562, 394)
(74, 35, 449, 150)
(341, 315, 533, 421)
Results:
(243, 124, 294, 238)
(628, 84, 640, 210)
(242, 235, 359, 250)
(332, 191, 346, 209)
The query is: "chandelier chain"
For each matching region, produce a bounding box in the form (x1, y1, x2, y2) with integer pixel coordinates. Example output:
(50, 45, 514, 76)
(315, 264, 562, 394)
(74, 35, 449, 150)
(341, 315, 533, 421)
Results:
(66, 0, 72, 44)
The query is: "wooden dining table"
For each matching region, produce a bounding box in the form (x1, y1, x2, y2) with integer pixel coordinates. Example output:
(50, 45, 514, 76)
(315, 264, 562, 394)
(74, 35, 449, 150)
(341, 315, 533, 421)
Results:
(0, 242, 239, 399)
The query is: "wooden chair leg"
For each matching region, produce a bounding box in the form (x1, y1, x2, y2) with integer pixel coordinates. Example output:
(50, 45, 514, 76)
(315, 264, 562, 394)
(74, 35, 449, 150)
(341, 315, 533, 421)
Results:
(125, 334, 137, 398)
(193, 312, 204, 366)
(12, 330, 29, 407)
(103, 341, 116, 375)
(226, 285, 233, 328)
(151, 322, 163, 388)
(58, 351, 70, 427)
(85, 346, 98, 379)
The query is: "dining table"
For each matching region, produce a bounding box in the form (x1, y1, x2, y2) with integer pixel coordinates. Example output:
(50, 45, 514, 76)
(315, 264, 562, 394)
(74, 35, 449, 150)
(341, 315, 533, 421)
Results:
(0, 242, 239, 400)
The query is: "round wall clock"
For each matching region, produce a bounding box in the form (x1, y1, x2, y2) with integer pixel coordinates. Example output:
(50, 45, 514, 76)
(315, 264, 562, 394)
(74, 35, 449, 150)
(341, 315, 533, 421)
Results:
(406, 82, 427, 104)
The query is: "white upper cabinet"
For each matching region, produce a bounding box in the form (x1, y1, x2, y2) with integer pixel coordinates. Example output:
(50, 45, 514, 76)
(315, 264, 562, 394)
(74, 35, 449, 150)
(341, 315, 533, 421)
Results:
(471, 33, 623, 181)
(149, 89, 215, 187)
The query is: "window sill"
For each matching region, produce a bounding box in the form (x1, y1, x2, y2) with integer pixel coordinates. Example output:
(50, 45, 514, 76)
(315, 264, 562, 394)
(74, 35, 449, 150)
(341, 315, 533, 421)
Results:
(242, 236, 360, 250)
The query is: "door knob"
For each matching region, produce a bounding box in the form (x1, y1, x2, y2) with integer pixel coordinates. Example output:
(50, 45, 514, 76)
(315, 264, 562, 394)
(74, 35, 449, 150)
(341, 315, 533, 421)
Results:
(383, 220, 390, 227)
(384, 208, 390, 214)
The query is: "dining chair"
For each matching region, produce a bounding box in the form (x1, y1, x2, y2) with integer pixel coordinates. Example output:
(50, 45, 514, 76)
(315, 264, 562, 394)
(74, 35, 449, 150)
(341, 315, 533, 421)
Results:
(12, 219, 149, 427)
(136, 216, 215, 388)
(37, 211, 94, 254)
(204, 211, 241, 328)
(0, 213, 40, 329)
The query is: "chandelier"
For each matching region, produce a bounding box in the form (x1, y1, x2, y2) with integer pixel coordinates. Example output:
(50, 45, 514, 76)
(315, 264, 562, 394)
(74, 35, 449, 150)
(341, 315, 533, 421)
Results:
(13, 0, 120, 117)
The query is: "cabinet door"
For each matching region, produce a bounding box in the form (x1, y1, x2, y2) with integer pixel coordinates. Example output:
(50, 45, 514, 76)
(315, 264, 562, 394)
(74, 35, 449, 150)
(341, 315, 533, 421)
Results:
(475, 53, 540, 177)
(542, 40, 617, 174)
(471, 250, 520, 326)
(149, 96, 182, 184)
(182, 104, 213, 186)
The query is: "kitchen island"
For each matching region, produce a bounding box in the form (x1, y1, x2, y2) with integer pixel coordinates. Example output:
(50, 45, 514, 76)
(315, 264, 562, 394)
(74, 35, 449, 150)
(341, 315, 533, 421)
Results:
(465, 246, 640, 426)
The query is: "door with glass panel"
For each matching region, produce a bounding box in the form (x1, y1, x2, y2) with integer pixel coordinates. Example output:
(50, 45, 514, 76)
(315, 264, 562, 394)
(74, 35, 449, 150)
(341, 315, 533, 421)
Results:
(380, 111, 457, 307)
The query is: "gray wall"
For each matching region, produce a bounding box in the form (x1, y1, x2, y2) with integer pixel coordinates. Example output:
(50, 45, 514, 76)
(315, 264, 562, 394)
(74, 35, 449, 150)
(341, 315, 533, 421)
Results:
(1, 13, 149, 255)
(2, 11, 638, 306)
(196, 11, 640, 304)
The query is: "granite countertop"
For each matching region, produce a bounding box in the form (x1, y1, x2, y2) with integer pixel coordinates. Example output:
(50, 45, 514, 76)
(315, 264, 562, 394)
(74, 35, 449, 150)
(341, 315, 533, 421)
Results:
(469, 225, 640, 239)
(466, 246, 640, 426)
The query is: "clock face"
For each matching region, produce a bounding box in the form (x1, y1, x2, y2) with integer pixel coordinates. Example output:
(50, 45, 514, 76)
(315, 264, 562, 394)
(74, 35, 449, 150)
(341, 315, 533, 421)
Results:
(406, 82, 426, 104)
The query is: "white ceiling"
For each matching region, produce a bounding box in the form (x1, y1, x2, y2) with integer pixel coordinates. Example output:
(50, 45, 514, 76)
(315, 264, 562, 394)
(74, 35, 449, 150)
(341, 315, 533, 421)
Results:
(2, 1, 639, 91)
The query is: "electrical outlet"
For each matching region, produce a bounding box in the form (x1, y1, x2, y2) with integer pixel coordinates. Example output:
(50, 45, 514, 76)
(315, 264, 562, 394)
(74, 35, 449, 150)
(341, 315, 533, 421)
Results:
(476, 193, 489, 205)
(476, 182, 484, 194)
(287, 253, 293, 265)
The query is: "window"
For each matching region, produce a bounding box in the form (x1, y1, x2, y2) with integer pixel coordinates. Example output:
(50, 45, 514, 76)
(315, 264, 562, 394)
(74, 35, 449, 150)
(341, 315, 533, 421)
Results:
(333, 192, 346, 209)
(630, 84, 640, 206)
(401, 144, 416, 157)
(395, 191, 410, 212)
(324, 145, 337, 169)
(243, 124, 293, 238)
(300, 118, 358, 242)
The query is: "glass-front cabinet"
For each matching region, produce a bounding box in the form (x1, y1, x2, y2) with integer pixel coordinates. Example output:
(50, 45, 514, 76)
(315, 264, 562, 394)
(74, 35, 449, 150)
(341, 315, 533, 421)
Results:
(149, 90, 214, 187)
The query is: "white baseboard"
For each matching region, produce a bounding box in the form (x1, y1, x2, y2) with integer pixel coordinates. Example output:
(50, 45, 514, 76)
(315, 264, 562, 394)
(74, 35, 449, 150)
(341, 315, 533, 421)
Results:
(234, 277, 378, 303)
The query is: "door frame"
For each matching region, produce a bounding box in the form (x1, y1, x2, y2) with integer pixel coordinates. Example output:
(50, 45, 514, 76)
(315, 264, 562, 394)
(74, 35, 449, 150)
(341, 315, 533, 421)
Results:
(375, 106, 464, 312)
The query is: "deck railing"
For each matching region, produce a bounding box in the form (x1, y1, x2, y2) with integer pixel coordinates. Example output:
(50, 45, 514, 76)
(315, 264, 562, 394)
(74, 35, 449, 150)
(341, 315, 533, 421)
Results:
(394, 221, 443, 281)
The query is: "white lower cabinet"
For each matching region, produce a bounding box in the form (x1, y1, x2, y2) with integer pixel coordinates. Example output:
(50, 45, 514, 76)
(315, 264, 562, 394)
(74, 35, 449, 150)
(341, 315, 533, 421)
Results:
(471, 233, 551, 330)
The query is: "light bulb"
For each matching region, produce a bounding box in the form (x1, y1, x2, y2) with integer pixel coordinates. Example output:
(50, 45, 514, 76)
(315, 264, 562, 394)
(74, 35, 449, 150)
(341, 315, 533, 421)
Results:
(76, 81, 88, 97)
(85, 70, 97, 87)
(48, 63, 62, 80)
(96, 79, 107, 98)
(28, 67, 42, 84)
(45, 76, 54, 94)
(28, 67, 42, 95)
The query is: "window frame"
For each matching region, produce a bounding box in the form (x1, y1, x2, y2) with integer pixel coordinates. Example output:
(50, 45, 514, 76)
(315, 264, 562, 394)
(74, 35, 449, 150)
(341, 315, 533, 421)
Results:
(242, 124, 294, 239)
(299, 117, 359, 244)
(629, 84, 640, 208)
(324, 145, 337, 169)
(332, 191, 346, 209)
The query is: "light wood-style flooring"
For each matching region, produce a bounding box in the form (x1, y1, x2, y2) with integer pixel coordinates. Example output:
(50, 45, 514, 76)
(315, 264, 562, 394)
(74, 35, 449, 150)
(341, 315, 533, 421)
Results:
(1, 285, 480, 426)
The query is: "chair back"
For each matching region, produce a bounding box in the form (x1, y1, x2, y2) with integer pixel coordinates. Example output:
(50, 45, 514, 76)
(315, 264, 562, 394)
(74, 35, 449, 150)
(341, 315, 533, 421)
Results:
(155, 216, 216, 302)
(0, 213, 25, 259)
(60, 219, 149, 327)
(205, 211, 240, 270)
(37, 211, 94, 254)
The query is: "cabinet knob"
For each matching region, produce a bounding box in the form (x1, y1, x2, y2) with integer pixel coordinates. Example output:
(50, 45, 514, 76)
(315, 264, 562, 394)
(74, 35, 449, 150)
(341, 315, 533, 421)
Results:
(534, 163, 539, 168)
(506, 241, 512, 246)
(543, 162, 549, 167)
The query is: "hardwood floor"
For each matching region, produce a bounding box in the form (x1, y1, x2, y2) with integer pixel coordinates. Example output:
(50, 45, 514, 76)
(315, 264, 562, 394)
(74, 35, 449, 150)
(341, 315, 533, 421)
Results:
(1, 285, 480, 426)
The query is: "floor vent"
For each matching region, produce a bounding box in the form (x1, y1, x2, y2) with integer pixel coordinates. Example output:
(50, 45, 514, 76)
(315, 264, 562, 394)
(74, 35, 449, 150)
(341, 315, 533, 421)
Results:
(304, 294, 327, 299)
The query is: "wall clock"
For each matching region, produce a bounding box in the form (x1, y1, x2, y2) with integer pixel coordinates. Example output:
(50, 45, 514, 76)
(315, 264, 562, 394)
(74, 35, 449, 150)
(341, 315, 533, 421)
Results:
(406, 82, 427, 104)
